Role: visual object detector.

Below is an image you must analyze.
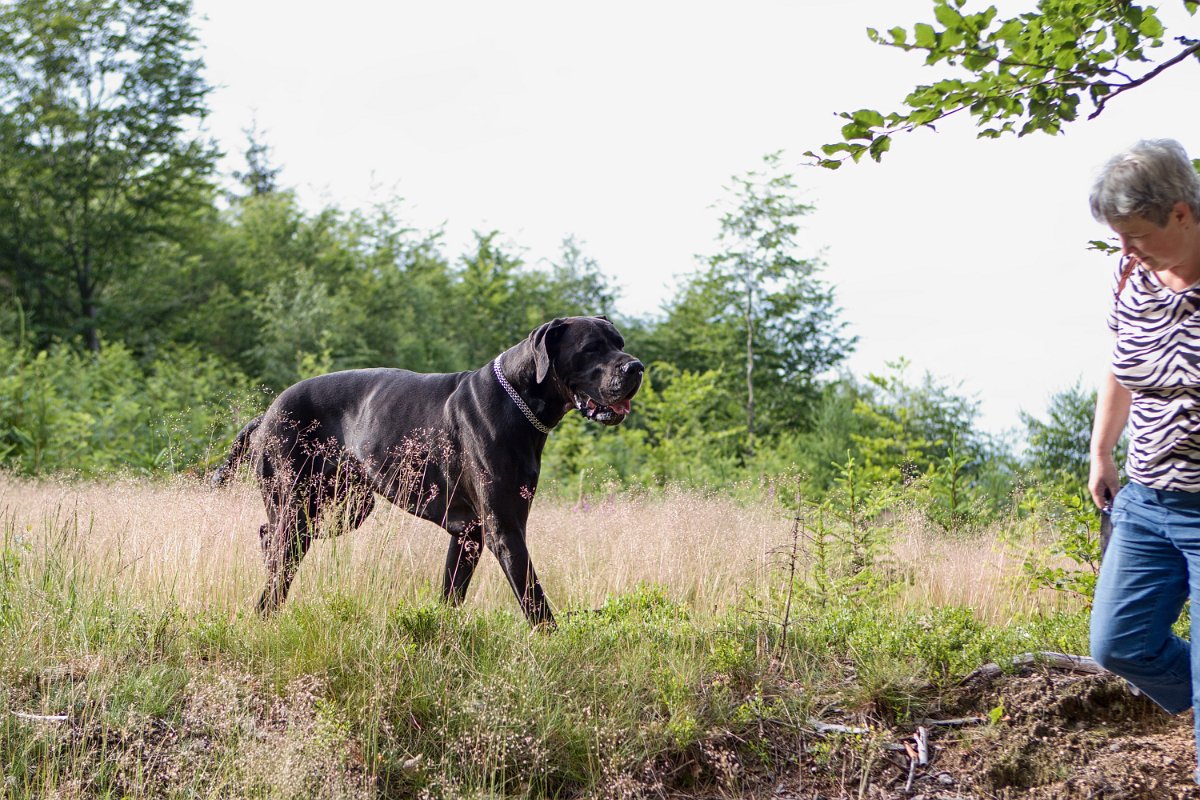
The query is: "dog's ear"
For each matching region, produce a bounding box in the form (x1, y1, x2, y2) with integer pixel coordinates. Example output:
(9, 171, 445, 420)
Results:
(594, 314, 610, 322)
(530, 318, 566, 383)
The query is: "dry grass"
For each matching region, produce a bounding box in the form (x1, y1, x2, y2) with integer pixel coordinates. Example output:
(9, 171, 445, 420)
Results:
(0, 474, 1095, 799)
(0, 474, 1074, 623)
(885, 508, 1079, 625)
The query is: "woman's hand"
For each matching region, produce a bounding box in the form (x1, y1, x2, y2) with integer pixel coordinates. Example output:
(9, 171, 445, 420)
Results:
(1089, 371, 1131, 509)
(1089, 454, 1120, 510)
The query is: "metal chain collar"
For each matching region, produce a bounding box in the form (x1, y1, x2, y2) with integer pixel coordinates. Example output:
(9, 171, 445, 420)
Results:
(492, 357, 553, 435)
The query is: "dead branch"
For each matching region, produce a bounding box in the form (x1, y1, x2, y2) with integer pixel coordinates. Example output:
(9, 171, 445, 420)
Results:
(963, 651, 1105, 683)
(13, 711, 69, 723)
(808, 718, 869, 736)
(916, 716, 987, 728)
(915, 725, 930, 766)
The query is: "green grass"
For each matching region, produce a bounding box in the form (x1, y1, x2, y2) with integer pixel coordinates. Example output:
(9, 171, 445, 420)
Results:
(0, 579, 1089, 797)
(0, 479, 1093, 798)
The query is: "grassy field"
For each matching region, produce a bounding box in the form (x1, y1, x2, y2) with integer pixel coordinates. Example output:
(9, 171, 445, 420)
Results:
(0, 475, 1092, 798)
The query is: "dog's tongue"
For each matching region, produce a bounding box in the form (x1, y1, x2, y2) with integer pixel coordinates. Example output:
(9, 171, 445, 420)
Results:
(610, 398, 632, 415)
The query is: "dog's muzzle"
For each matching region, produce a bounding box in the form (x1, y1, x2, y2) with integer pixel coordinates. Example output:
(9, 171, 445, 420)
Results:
(573, 359, 644, 425)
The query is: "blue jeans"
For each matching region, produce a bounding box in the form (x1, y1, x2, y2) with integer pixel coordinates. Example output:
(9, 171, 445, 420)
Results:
(1090, 481, 1200, 773)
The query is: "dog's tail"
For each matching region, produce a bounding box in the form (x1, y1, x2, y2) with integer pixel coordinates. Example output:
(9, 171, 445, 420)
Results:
(211, 415, 263, 487)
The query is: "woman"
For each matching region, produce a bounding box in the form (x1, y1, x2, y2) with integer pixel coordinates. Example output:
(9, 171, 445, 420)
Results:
(1088, 138, 1200, 780)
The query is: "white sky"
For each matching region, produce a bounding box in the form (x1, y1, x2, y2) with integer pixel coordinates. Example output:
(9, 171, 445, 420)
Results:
(191, 0, 1199, 435)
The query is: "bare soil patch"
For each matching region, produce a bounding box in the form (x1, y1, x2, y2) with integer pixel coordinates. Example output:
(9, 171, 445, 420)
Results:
(773, 666, 1198, 800)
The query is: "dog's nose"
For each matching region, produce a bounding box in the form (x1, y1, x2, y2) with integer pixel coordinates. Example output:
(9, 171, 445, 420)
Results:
(622, 360, 644, 376)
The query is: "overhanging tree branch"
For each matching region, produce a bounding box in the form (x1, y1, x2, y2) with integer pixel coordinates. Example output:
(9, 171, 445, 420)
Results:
(808, 0, 1197, 168)
(1088, 38, 1200, 118)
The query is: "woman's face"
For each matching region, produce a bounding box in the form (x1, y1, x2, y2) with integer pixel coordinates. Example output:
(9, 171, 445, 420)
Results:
(1108, 201, 1194, 272)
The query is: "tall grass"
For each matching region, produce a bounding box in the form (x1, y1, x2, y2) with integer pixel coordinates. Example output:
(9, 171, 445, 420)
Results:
(0, 476, 1071, 620)
(0, 475, 1091, 798)
(0, 477, 787, 617)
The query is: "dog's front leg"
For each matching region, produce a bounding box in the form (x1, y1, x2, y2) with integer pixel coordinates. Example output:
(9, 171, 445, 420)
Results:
(486, 528, 554, 628)
(442, 525, 483, 606)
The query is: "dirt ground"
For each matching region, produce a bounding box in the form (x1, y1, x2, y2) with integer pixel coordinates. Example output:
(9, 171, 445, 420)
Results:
(772, 665, 1200, 800)
(8, 655, 1198, 798)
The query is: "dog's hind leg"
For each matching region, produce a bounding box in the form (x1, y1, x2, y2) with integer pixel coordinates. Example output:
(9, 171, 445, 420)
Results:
(256, 496, 317, 615)
(442, 524, 483, 606)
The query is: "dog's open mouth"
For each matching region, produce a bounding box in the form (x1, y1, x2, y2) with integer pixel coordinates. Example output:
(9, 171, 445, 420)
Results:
(573, 392, 632, 425)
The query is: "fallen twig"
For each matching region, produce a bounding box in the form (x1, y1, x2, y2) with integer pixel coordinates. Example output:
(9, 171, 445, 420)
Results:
(808, 718, 869, 736)
(915, 725, 930, 766)
(963, 651, 1105, 683)
(13, 711, 68, 723)
(916, 716, 986, 728)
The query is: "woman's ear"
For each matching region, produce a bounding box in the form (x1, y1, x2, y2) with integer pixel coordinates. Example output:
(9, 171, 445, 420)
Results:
(1173, 201, 1194, 225)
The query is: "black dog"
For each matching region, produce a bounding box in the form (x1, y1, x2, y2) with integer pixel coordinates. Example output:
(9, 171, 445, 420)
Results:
(213, 316, 643, 627)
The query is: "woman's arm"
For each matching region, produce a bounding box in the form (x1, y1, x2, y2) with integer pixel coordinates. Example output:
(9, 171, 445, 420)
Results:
(1089, 370, 1131, 509)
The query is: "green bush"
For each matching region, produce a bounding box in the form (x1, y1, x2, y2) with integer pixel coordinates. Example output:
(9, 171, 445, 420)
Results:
(0, 338, 257, 476)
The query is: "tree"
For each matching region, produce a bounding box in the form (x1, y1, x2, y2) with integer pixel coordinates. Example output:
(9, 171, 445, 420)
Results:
(232, 122, 283, 198)
(192, 192, 460, 387)
(654, 153, 856, 454)
(1020, 381, 1128, 495)
(0, 0, 217, 350)
(451, 231, 532, 366)
(848, 362, 1012, 529)
(542, 236, 618, 318)
(808, 0, 1199, 168)
(850, 361, 988, 483)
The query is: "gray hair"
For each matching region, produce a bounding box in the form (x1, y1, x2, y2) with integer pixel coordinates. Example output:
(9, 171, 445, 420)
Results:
(1089, 138, 1200, 225)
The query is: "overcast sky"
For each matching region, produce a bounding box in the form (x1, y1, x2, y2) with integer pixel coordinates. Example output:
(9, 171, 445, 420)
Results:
(190, 1, 1199, 435)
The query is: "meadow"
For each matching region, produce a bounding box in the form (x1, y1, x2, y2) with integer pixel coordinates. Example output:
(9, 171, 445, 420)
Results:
(0, 474, 1097, 798)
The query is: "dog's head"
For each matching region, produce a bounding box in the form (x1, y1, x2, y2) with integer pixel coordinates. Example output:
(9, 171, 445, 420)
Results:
(529, 316, 643, 426)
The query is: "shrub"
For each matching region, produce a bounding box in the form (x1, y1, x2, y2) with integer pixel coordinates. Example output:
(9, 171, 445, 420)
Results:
(0, 338, 257, 476)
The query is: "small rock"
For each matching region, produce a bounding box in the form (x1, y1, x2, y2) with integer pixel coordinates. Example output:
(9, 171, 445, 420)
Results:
(937, 772, 956, 786)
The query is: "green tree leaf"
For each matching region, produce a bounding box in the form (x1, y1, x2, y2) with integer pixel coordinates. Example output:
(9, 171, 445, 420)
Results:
(934, 3, 964, 29)
(914, 22, 937, 48)
(810, 0, 1200, 167)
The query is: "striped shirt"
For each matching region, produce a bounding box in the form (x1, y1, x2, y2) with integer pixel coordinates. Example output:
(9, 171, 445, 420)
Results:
(1108, 259, 1200, 491)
